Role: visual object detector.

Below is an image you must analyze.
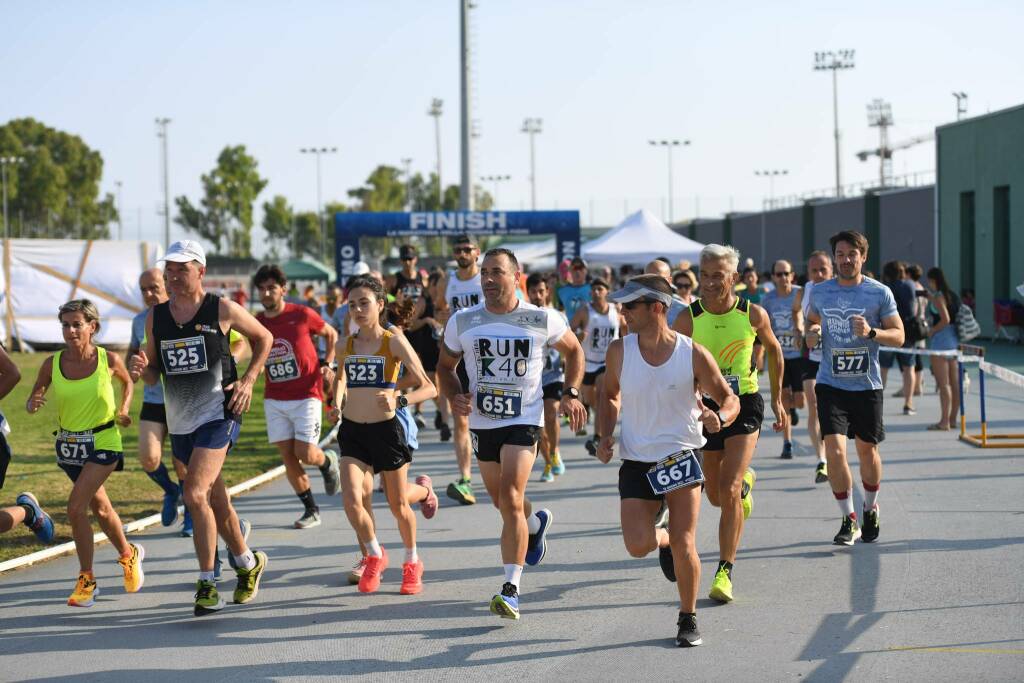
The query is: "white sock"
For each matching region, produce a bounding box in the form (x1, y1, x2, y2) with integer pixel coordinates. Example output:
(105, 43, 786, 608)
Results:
(863, 486, 880, 510)
(503, 563, 523, 590)
(834, 491, 855, 518)
(233, 550, 256, 570)
(526, 512, 542, 535)
(405, 546, 418, 564)
(199, 570, 216, 582)
(367, 537, 382, 557)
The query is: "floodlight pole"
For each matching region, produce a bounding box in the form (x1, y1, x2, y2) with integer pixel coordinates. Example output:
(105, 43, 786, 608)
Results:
(459, 0, 474, 210)
(755, 169, 788, 269)
(953, 92, 968, 121)
(428, 98, 444, 205)
(480, 174, 511, 209)
(300, 146, 338, 263)
(115, 180, 123, 240)
(649, 140, 690, 223)
(814, 50, 855, 197)
(155, 117, 171, 245)
(402, 158, 414, 211)
(522, 118, 542, 210)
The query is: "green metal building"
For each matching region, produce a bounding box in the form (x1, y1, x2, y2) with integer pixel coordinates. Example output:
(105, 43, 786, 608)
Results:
(937, 103, 1024, 337)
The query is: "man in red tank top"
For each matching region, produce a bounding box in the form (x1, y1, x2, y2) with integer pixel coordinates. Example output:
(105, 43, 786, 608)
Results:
(254, 265, 341, 530)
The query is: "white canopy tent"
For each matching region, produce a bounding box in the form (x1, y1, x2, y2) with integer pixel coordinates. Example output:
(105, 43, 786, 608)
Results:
(582, 209, 705, 267)
(493, 237, 557, 271)
(0, 239, 163, 347)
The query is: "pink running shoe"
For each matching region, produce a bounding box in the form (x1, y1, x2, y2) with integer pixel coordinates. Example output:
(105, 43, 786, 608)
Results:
(416, 475, 439, 519)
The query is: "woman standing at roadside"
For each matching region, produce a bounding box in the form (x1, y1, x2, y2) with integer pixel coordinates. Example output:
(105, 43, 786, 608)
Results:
(25, 299, 144, 607)
(925, 268, 961, 431)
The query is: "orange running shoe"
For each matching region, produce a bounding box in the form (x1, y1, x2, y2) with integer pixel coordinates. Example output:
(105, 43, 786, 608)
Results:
(357, 547, 388, 593)
(416, 475, 438, 519)
(68, 573, 99, 607)
(400, 559, 424, 595)
(118, 543, 145, 593)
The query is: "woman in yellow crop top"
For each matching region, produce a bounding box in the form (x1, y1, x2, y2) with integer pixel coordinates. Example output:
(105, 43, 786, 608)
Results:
(25, 299, 144, 607)
(330, 276, 437, 595)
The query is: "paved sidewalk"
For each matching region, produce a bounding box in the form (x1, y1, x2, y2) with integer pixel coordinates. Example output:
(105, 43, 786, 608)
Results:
(1, 382, 1022, 681)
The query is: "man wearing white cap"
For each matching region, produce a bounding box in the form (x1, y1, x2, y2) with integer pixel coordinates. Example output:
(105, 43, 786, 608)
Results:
(130, 240, 274, 616)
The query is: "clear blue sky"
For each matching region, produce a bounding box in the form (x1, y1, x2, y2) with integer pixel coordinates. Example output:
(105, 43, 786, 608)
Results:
(2, 0, 1022, 252)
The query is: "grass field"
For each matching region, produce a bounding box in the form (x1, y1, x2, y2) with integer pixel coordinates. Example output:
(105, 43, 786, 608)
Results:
(0, 352, 283, 563)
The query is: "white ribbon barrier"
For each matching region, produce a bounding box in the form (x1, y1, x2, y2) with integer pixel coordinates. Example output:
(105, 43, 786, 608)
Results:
(979, 361, 1024, 390)
(884, 347, 982, 363)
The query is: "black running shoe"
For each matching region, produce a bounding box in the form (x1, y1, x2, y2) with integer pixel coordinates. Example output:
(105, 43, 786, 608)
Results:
(439, 422, 452, 442)
(833, 515, 861, 546)
(861, 505, 880, 543)
(434, 413, 443, 430)
(814, 461, 828, 483)
(659, 545, 676, 583)
(413, 412, 426, 430)
(790, 407, 799, 426)
(676, 612, 702, 647)
(780, 442, 793, 459)
(584, 437, 598, 456)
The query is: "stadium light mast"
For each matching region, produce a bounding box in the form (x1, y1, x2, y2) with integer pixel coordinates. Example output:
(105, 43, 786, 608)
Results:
(300, 146, 338, 263)
(813, 49, 855, 197)
(155, 117, 171, 245)
(428, 98, 444, 205)
(115, 180, 123, 240)
(866, 99, 894, 187)
(953, 91, 968, 121)
(459, 0, 474, 210)
(402, 158, 414, 211)
(649, 139, 690, 223)
(1, 156, 25, 241)
(522, 118, 543, 210)
(755, 169, 788, 269)
(480, 174, 511, 209)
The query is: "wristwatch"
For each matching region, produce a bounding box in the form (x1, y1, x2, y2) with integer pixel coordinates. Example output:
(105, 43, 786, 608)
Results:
(396, 395, 409, 409)
(867, 328, 877, 339)
(561, 386, 581, 400)
(319, 360, 338, 370)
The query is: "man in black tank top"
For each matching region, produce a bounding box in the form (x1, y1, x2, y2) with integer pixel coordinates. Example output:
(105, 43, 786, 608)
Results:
(130, 240, 274, 617)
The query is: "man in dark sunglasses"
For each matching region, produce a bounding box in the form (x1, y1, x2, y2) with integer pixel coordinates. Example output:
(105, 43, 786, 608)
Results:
(761, 260, 805, 459)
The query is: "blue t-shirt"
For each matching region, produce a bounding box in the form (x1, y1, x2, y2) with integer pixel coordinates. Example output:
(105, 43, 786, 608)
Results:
(809, 277, 899, 391)
(762, 286, 802, 360)
(130, 309, 164, 404)
(667, 297, 689, 327)
(558, 283, 591, 320)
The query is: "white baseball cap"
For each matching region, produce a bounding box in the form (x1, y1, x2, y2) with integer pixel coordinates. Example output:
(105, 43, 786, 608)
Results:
(160, 240, 207, 266)
(352, 261, 370, 275)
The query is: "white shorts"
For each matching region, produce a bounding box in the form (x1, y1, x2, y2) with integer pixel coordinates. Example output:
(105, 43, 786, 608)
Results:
(264, 398, 323, 444)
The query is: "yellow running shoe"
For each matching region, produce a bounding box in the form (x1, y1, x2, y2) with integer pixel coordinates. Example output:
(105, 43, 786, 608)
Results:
(741, 468, 756, 520)
(118, 543, 145, 593)
(709, 566, 734, 603)
(540, 464, 554, 482)
(68, 573, 99, 607)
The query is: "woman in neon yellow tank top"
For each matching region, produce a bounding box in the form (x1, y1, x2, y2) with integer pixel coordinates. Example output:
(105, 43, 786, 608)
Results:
(26, 299, 144, 608)
(672, 244, 786, 605)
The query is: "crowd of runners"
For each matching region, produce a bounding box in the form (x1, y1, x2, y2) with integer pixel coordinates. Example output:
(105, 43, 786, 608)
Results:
(0, 228, 979, 647)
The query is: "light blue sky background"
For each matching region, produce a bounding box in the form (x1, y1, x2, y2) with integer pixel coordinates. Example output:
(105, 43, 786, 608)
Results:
(2, 1, 1022, 252)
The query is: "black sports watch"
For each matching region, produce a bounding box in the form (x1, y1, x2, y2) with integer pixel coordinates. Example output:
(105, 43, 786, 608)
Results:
(396, 395, 409, 409)
(561, 386, 581, 401)
(867, 328, 877, 339)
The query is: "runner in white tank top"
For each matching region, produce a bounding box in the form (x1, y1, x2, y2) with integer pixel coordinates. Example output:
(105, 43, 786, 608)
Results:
(569, 278, 624, 455)
(793, 250, 834, 480)
(596, 274, 739, 648)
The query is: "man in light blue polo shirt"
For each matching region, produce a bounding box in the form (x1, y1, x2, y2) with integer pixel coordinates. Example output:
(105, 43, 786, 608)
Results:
(805, 230, 904, 548)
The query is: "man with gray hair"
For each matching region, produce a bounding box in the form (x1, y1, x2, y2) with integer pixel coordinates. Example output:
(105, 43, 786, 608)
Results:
(673, 244, 786, 604)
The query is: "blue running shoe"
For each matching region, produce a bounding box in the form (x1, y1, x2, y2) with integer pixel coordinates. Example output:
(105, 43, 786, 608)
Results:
(17, 492, 55, 544)
(226, 518, 253, 570)
(525, 509, 553, 566)
(489, 582, 520, 620)
(551, 452, 565, 476)
(161, 489, 180, 527)
(181, 507, 193, 537)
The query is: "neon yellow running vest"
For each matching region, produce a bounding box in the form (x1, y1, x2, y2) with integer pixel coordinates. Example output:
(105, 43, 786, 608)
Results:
(51, 347, 122, 452)
(689, 298, 759, 396)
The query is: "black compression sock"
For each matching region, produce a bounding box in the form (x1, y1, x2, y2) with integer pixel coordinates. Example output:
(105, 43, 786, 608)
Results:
(718, 560, 733, 576)
(297, 488, 316, 511)
(19, 504, 36, 526)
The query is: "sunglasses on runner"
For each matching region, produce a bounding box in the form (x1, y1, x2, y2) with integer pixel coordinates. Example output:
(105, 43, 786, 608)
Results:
(453, 247, 475, 254)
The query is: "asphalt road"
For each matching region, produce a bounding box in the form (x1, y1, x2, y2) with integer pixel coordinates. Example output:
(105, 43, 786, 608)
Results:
(1, 379, 1022, 681)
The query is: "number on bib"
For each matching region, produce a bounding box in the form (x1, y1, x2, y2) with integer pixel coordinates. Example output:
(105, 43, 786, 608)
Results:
(831, 348, 869, 377)
(724, 375, 741, 395)
(160, 336, 209, 375)
(55, 431, 95, 465)
(266, 355, 300, 382)
(345, 355, 387, 387)
(475, 385, 523, 420)
(646, 450, 704, 495)
(778, 333, 796, 350)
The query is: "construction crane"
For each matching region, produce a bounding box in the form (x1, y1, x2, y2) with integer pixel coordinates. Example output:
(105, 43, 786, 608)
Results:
(856, 98, 934, 188)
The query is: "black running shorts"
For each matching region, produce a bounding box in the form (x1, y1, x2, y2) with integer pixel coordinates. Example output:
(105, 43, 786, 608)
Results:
(815, 383, 885, 444)
(701, 393, 764, 451)
(139, 401, 167, 425)
(782, 358, 805, 393)
(471, 424, 540, 463)
(339, 416, 412, 473)
(618, 456, 703, 501)
(583, 367, 606, 386)
(542, 382, 562, 402)
(801, 359, 820, 384)
(456, 359, 470, 393)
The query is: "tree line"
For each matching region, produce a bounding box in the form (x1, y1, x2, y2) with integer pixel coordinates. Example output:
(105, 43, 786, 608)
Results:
(0, 117, 493, 260)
